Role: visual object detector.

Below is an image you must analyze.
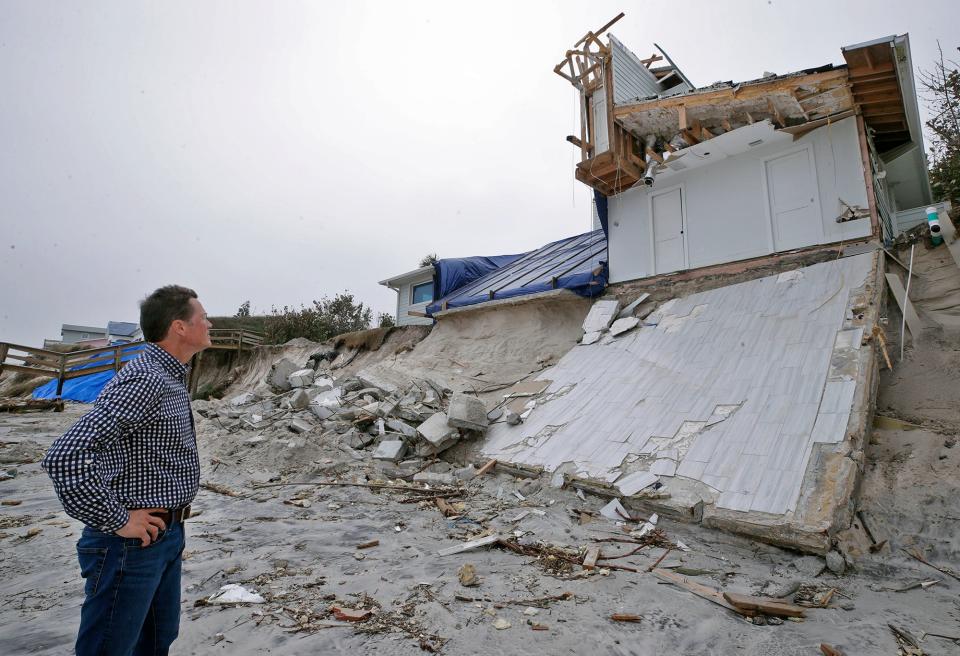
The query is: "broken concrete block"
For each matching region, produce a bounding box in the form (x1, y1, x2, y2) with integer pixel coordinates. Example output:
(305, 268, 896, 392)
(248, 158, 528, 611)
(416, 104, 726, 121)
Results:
(609, 317, 640, 337)
(582, 298, 621, 333)
(268, 358, 300, 391)
(617, 293, 651, 319)
(447, 393, 489, 432)
(412, 472, 455, 486)
(581, 331, 601, 345)
(615, 471, 659, 497)
(372, 440, 407, 462)
(312, 376, 334, 392)
(344, 430, 376, 450)
(386, 418, 416, 438)
(309, 403, 335, 421)
(288, 418, 314, 434)
(416, 412, 460, 452)
(600, 498, 629, 521)
(376, 398, 399, 418)
(229, 392, 257, 407)
(286, 389, 310, 410)
(288, 368, 315, 388)
(825, 550, 846, 575)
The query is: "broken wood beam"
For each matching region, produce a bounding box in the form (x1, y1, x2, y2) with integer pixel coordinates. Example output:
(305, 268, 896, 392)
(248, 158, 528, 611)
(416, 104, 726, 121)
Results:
(651, 568, 752, 617)
(474, 459, 497, 477)
(582, 546, 601, 570)
(722, 592, 807, 618)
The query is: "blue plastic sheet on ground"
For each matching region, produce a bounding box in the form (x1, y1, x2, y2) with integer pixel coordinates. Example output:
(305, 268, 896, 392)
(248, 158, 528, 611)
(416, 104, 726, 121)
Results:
(433, 254, 526, 300)
(32, 343, 147, 403)
(427, 229, 607, 316)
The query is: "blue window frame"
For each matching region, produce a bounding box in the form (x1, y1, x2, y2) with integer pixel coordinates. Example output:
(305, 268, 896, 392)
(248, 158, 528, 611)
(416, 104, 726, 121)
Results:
(411, 281, 433, 305)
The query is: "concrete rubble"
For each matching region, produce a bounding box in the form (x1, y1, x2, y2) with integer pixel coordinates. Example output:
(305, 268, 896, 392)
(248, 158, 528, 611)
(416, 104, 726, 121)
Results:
(201, 352, 488, 463)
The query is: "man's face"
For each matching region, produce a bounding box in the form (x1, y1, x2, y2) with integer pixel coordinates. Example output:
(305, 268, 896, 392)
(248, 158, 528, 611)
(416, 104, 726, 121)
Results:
(180, 298, 212, 350)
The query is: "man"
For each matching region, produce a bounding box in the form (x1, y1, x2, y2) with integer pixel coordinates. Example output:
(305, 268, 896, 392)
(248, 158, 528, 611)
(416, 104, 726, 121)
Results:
(42, 285, 212, 656)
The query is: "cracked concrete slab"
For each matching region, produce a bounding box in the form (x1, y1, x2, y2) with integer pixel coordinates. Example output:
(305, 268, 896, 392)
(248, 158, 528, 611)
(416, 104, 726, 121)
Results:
(482, 252, 884, 552)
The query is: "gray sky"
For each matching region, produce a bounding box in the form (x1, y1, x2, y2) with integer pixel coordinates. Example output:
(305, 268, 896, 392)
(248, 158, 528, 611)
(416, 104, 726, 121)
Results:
(1, 0, 957, 346)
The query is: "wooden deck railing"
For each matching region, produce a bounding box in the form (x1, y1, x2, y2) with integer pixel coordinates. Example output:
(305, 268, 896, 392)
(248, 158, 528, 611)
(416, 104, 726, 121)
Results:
(1, 329, 263, 398)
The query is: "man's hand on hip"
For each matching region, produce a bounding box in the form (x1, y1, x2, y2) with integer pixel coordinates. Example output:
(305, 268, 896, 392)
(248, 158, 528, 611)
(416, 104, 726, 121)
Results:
(116, 508, 167, 546)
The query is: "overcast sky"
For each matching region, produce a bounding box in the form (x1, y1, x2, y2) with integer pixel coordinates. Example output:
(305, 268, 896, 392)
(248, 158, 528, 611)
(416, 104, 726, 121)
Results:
(1, 0, 957, 345)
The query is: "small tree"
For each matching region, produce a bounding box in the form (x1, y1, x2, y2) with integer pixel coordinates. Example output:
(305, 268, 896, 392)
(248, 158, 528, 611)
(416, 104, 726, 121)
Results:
(377, 312, 396, 328)
(234, 300, 251, 318)
(263, 292, 373, 344)
(419, 253, 438, 268)
(920, 43, 960, 202)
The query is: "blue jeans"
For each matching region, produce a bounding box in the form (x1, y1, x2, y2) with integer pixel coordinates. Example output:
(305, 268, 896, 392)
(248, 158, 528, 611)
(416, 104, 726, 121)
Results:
(75, 522, 185, 656)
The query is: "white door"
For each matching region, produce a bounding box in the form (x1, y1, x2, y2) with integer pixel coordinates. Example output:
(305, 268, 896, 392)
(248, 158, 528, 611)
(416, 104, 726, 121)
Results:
(766, 150, 822, 251)
(652, 188, 685, 274)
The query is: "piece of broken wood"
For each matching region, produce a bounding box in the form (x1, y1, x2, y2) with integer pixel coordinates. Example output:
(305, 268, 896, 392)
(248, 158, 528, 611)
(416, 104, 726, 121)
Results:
(903, 547, 960, 583)
(355, 539, 379, 550)
(652, 568, 751, 617)
(871, 326, 893, 370)
(582, 546, 601, 570)
(820, 644, 844, 656)
(722, 592, 807, 618)
(610, 613, 643, 623)
(331, 606, 372, 622)
(474, 459, 497, 477)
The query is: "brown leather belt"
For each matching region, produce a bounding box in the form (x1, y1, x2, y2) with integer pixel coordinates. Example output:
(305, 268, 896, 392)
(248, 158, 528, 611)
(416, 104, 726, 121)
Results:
(150, 505, 191, 526)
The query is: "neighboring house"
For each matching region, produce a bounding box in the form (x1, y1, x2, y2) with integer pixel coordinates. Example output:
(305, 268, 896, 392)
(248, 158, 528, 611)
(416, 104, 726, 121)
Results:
(60, 324, 107, 344)
(379, 266, 436, 326)
(558, 25, 935, 284)
(107, 321, 142, 343)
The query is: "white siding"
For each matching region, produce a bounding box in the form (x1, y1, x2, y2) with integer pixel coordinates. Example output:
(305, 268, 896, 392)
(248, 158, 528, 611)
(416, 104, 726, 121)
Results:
(609, 35, 691, 104)
(608, 117, 871, 283)
(394, 275, 434, 327)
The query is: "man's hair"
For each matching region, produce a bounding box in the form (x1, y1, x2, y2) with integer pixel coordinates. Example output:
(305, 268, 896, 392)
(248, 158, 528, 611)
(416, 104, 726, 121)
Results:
(140, 285, 198, 342)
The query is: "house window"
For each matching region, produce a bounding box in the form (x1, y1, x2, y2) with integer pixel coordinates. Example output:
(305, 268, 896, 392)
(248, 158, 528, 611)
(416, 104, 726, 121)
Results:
(411, 282, 433, 305)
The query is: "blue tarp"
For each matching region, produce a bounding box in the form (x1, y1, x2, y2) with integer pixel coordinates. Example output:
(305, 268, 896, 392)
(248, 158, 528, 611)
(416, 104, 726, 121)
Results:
(433, 254, 526, 300)
(426, 229, 607, 316)
(32, 343, 147, 403)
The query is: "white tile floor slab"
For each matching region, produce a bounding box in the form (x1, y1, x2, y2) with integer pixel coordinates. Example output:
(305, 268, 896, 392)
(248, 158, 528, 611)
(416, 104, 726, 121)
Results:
(482, 254, 875, 516)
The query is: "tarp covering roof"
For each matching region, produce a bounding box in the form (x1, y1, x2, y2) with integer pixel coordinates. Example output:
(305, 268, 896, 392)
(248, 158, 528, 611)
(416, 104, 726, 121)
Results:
(427, 230, 607, 316)
(433, 254, 526, 300)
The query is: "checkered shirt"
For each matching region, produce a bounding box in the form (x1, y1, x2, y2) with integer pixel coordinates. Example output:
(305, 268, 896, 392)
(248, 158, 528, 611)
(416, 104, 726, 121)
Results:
(42, 343, 200, 532)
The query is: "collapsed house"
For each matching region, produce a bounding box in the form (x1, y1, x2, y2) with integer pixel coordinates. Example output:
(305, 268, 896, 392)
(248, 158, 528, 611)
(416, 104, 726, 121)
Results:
(453, 18, 939, 552)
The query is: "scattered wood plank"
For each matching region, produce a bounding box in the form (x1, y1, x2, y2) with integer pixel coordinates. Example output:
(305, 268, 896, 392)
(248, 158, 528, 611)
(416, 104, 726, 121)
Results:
(885, 273, 923, 339)
(355, 539, 379, 549)
(722, 592, 807, 618)
(434, 497, 457, 517)
(582, 547, 601, 570)
(871, 326, 893, 370)
(651, 568, 751, 617)
(646, 546, 673, 572)
(437, 534, 503, 557)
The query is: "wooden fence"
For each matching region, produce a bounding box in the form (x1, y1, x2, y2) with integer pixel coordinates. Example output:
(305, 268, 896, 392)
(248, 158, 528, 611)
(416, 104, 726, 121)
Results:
(0, 329, 263, 398)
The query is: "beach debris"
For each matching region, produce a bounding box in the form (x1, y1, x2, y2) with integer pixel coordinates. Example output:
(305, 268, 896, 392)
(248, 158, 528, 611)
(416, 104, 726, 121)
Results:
(1, 500, 22, 506)
(437, 534, 502, 556)
(474, 459, 497, 477)
(722, 593, 807, 618)
(888, 623, 924, 655)
(903, 547, 960, 583)
(206, 584, 265, 605)
(825, 550, 845, 575)
(458, 563, 480, 587)
(610, 613, 643, 623)
(356, 539, 379, 549)
(492, 618, 511, 630)
(820, 644, 845, 656)
(446, 393, 489, 432)
(24, 527, 42, 539)
(582, 546, 601, 570)
(283, 498, 311, 508)
(332, 606, 373, 622)
(599, 498, 630, 521)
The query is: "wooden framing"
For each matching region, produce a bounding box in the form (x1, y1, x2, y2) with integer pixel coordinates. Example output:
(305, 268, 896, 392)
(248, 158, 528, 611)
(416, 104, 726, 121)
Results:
(856, 114, 882, 239)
